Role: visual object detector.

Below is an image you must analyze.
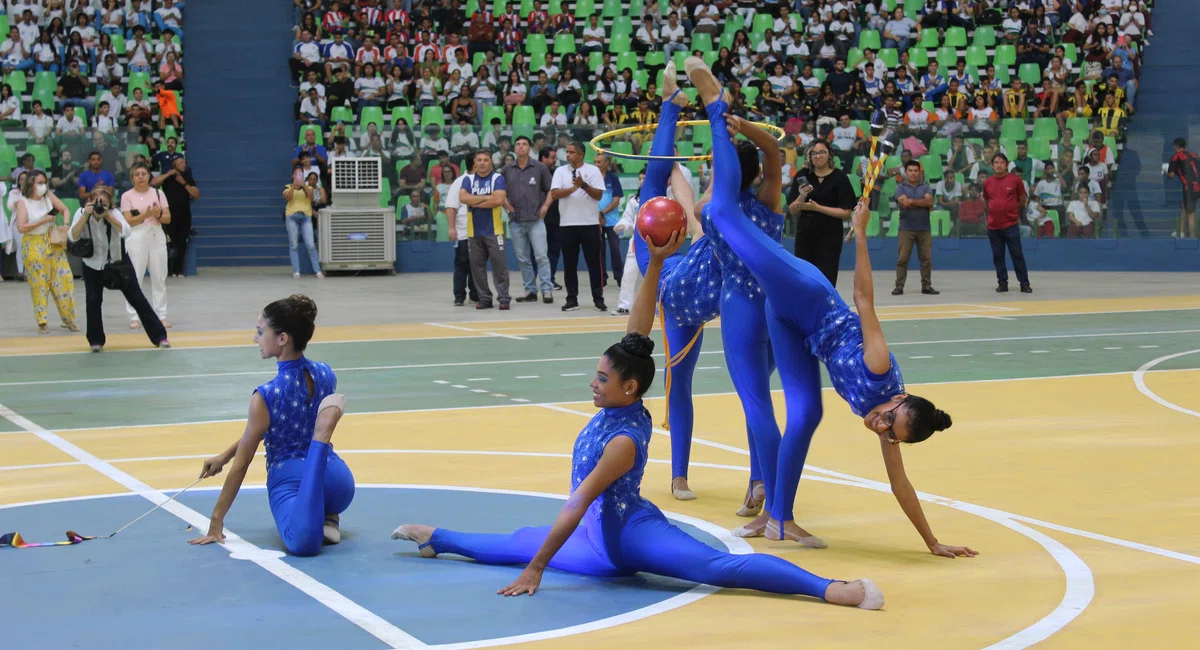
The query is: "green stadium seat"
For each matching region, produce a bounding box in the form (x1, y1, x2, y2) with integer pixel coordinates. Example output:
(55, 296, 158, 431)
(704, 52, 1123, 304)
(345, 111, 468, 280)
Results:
(31, 89, 55, 113)
(473, 51, 486, 68)
(0, 15, 8, 37)
(859, 30, 882, 50)
(525, 34, 547, 54)
(1018, 63, 1042, 87)
(866, 210, 880, 237)
(944, 27, 967, 47)
(751, 13, 773, 35)
(692, 33, 713, 52)
(529, 52, 547, 72)
(1000, 118, 1026, 141)
(632, 69, 648, 89)
(1065, 118, 1090, 143)
(129, 71, 151, 95)
(920, 155, 943, 180)
(512, 105, 536, 125)
(4, 70, 25, 94)
(936, 46, 958, 70)
(501, 51, 516, 71)
(616, 52, 639, 72)
(886, 211, 900, 237)
(1028, 137, 1052, 160)
(672, 50, 688, 69)
(692, 123, 711, 149)
(878, 48, 899, 68)
(848, 174, 862, 198)
(994, 44, 1016, 66)
(32, 71, 56, 94)
(588, 51, 603, 71)
(297, 125, 323, 145)
(434, 213, 449, 241)
(548, 0, 562, 12)
(1061, 43, 1078, 63)
(703, 51, 718, 66)
(999, 137, 1020, 157)
(392, 106, 415, 127)
(930, 210, 952, 237)
(553, 33, 575, 54)
(973, 26, 996, 48)
(643, 51, 666, 68)
(741, 85, 759, 106)
(908, 47, 928, 68)
(483, 105, 507, 125)
(992, 64, 1011, 84)
(359, 106, 384, 129)
(602, 0, 622, 17)
(610, 34, 631, 53)
(111, 33, 126, 55)
(612, 16, 633, 36)
(61, 198, 80, 219)
(813, 67, 827, 84)
(928, 137, 951, 159)
(465, 0, 480, 15)
(574, 0, 595, 17)
(26, 144, 51, 169)
(330, 106, 354, 124)
(723, 14, 744, 35)
(682, 87, 699, 104)
(846, 47, 863, 68)
(917, 29, 939, 49)
(163, 125, 179, 142)
(965, 45, 988, 67)
(520, 0, 534, 16)
(421, 106, 445, 126)
(380, 178, 392, 207)
(0, 145, 17, 171)
(1032, 117, 1058, 141)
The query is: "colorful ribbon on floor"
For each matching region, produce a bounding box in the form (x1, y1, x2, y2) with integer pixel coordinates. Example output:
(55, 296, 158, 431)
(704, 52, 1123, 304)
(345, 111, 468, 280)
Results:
(1, 531, 95, 549)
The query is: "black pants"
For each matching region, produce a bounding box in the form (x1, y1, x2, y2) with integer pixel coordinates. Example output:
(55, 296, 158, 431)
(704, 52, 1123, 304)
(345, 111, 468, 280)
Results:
(544, 207, 561, 281)
(987, 225, 1030, 288)
(559, 224, 605, 306)
(82, 256, 168, 348)
(793, 226, 845, 287)
(164, 210, 190, 276)
(601, 225, 623, 287)
(453, 240, 479, 302)
(288, 59, 322, 82)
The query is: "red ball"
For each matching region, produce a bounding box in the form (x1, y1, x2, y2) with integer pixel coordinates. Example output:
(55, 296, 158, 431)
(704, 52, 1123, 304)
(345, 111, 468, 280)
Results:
(636, 197, 687, 246)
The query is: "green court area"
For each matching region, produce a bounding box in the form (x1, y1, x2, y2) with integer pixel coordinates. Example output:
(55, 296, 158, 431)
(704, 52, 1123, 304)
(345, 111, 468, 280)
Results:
(0, 309, 1197, 432)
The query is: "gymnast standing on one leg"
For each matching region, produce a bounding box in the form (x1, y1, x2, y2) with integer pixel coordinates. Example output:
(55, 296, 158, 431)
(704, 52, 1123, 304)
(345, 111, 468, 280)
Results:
(685, 57, 976, 558)
(391, 235, 884, 609)
(694, 107, 786, 524)
(189, 294, 355, 556)
(627, 61, 731, 501)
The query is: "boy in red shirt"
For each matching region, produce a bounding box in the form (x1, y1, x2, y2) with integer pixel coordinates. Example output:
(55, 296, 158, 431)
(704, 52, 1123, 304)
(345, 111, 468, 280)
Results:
(982, 153, 1033, 293)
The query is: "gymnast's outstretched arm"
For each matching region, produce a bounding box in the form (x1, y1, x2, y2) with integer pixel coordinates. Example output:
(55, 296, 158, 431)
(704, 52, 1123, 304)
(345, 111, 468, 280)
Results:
(626, 228, 687, 337)
(727, 115, 783, 213)
(498, 437, 638, 596)
(189, 393, 269, 546)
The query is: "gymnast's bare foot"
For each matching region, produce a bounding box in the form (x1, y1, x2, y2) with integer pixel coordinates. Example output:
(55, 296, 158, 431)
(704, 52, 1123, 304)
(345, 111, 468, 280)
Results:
(662, 61, 689, 107)
(671, 476, 696, 500)
(735, 481, 765, 517)
(391, 524, 437, 557)
(765, 518, 828, 548)
(313, 394, 345, 444)
(825, 579, 884, 609)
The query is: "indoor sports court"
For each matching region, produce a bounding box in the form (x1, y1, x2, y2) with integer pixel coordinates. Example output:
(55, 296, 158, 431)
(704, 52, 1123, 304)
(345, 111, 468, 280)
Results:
(2, 271, 1198, 649)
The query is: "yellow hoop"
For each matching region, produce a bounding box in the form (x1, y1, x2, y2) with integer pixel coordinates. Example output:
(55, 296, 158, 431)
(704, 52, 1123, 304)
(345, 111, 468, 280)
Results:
(588, 120, 788, 162)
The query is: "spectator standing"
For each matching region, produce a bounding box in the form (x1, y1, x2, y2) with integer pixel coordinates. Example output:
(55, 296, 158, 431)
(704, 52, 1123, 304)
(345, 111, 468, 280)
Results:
(500, 135, 554, 304)
(548, 141, 606, 311)
(12, 171, 78, 334)
(459, 150, 510, 310)
(151, 137, 184, 174)
(443, 171, 480, 306)
(595, 153, 624, 288)
(982, 153, 1033, 293)
(1165, 137, 1198, 239)
(67, 185, 169, 351)
(283, 169, 323, 279)
(539, 146, 563, 290)
(892, 160, 939, 295)
(121, 162, 173, 327)
(786, 140, 857, 286)
(77, 151, 116, 200)
(153, 155, 199, 277)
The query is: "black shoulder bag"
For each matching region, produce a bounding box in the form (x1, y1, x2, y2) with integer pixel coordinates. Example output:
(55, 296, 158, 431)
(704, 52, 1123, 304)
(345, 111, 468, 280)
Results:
(66, 214, 94, 258)
(101, 221, 135, 291)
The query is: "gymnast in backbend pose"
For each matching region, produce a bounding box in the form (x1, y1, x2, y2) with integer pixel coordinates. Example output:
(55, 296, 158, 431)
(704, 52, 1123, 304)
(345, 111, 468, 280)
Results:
(625, 61, 733, 501)
(390, 233, 884, 609)
(189, 294, 355, 556)
(685, 57, 977, 558)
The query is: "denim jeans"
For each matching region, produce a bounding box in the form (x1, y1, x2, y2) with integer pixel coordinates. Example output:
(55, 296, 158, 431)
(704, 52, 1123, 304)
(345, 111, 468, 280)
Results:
(507, 219, 553, 294)
(286, 212, 321, 275)
(986, 224, 1030, 288)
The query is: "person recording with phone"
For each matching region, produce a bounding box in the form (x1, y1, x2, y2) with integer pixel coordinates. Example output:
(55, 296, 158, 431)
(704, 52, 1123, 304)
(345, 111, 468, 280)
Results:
(787, 140, 857, 287)
(68, 185, 170, 352)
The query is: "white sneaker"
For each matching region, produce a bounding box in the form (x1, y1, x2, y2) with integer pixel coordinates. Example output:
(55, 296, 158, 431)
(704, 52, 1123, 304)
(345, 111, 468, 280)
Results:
(293, 273, 301, 279)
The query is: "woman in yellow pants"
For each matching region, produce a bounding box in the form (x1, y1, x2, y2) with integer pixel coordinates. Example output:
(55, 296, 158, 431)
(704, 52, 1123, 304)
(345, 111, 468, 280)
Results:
(14, 171, 78, 334)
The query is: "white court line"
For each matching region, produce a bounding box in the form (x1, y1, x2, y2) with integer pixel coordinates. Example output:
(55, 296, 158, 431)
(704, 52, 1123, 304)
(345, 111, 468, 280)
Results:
(6, 327, 1200, 389)
(424, 322, 527, 341)
(1133, 349, 1200, 419)
(0, 403, 426, 650)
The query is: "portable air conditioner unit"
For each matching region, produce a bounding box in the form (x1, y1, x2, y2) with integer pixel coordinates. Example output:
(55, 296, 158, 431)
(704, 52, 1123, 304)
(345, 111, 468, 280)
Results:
(330, 156, 383, 209)
(318, 208, 396, 271)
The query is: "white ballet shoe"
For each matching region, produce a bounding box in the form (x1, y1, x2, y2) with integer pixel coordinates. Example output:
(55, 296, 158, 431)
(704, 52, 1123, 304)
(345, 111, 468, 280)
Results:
(765, 521, 828, 548)
(391, 525, 436, 557)
(731, 523, 765, 538)
(735, 484, 765, 517)
(856, 578, 885, 610)
(323, 518, 341, 545)
(671, 482, 697, 501)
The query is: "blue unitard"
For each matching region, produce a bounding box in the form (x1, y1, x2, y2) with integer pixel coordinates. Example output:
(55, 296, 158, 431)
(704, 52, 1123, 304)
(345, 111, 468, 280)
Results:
(422, 401, 835, 599)
(258, 358, 356, 556)
(701, 184, 784, 508)
(700, 97, 904, 525)
(629, 96, 727, 481)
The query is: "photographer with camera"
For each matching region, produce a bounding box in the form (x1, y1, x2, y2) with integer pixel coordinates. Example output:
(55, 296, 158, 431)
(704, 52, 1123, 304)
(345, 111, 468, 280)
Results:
(68, 185, 170, 352)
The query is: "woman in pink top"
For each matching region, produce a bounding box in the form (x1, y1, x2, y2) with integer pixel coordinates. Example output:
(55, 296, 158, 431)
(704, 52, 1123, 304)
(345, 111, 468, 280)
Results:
(121, 162, 173, 328)
(159, 51, 183, 90)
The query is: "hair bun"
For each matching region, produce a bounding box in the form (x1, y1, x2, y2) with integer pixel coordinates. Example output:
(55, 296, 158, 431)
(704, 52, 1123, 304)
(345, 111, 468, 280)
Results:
(933, 410, 952, 432)
(618, 333, 655, 359)
(287, 294, 318, 322)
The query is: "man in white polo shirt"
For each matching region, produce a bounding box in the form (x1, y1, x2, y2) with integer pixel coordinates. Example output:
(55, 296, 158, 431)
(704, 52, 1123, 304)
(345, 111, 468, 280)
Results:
(548, 141, 606, 312)
(444, 172, 479, 307)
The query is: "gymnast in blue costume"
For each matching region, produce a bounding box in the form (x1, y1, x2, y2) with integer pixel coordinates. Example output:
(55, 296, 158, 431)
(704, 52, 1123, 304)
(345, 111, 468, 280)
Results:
(685, 58, 977, 558)
(626, 61, 728, 502)
(391, 241, 884, 609)
(190, 294, 355, 556)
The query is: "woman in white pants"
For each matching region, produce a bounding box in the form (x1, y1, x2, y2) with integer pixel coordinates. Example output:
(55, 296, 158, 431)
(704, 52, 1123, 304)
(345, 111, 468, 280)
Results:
(120, 162, 172, 329)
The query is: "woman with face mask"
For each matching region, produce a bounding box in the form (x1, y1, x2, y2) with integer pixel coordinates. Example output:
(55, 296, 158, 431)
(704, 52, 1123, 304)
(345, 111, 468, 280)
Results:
(67, 186, 170, 351)
(13, 171, 78, 334)
(120, 161, 172, 329)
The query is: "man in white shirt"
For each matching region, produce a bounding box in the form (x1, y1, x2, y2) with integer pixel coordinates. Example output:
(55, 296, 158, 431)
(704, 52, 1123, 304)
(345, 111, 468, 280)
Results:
(450, 118, 480, 156)
(97, 83, 127, 121)
(55, 105, 86, 138)
(634, 22, 658, 52)
(291, 30, 324, 80)
(693, 3, 720, 36)
(25, 100, 54, 144)
(581, 15, 605, 53)
(153, 0, 183, 39)
(548, 141, 607, 311)
(540, 101, 567, 126)
(447, 49, 472, 80)
(443, 172, 479, 306)
(299, 87, 327, 130)
(323, 32, 355, 82)
(660, 13, 687, 58)
(934, 170, 964, 217)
